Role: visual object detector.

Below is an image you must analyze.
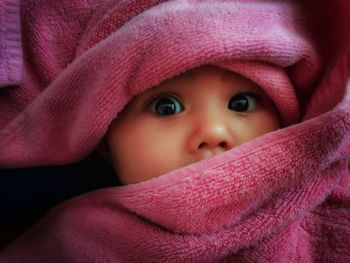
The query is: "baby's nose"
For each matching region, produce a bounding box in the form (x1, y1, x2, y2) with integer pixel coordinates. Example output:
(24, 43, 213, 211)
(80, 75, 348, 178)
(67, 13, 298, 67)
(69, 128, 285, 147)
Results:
(198, 127, 231, 150)
(188, 114, 235, 157)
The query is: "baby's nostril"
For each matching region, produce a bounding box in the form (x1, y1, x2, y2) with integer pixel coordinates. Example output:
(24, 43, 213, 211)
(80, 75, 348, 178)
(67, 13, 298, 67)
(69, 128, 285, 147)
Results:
(198, 142, 207, 149)
(198, 142, 227, 149)
(219, 141, 227, 148)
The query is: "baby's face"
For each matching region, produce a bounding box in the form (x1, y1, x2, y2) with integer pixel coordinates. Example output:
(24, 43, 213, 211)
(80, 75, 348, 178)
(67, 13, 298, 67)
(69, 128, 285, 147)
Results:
(106, 66, 280, 184)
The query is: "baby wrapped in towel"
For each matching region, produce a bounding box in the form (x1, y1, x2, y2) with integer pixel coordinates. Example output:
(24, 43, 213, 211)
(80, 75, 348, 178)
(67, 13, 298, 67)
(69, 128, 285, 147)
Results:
(0, 0, 349, 262)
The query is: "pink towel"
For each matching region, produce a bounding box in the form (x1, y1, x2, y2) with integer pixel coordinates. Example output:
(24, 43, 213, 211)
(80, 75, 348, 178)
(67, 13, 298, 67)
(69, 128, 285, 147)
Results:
(0, 0, 350, 262)
(0, 0, 22, 88)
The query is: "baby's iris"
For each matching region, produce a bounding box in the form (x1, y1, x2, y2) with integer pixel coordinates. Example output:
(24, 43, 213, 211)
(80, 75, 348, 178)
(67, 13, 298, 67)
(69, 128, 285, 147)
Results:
(228, 94, 257, 112)
(150, 96, 183, 116)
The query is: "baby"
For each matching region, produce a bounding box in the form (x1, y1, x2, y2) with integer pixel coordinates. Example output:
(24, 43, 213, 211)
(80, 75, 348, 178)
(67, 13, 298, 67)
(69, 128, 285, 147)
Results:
(104, 65, 280, 185)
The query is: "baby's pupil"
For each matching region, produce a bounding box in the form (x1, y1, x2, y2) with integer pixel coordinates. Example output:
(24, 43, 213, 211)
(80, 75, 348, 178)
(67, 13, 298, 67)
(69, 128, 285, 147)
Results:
(156, 98, 176, 115)
(229, 95, 249, 112)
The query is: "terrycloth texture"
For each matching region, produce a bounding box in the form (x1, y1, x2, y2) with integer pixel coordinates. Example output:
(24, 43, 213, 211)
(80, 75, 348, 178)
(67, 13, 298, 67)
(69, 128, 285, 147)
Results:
(0, 0, 324, 166)
(0, 0, 350, 262)
(0, 0, 22, 88)
(0, 0, 102, 131)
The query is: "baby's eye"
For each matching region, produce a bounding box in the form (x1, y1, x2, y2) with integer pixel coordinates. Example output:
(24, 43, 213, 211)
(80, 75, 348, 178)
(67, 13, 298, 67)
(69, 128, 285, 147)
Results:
(150, 96, 184, 116)
(228, 94, 258, 112)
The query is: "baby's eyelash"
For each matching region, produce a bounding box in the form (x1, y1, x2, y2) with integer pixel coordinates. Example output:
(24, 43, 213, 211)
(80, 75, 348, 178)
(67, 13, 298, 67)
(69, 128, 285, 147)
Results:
(143, 92, 181, 109)
(234, 91, 260, 100)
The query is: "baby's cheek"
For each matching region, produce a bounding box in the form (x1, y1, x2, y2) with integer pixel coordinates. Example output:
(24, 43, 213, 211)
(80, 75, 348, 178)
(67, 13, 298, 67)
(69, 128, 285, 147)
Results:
(235, 114, 279, 144)
(260, 101, 281, 129)
(113, 130, 185, 184)
(258, 110, 281, 132)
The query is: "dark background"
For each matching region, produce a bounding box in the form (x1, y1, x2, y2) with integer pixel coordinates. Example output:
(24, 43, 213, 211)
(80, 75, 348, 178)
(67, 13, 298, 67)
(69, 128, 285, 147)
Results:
(0, 152, 119, 249)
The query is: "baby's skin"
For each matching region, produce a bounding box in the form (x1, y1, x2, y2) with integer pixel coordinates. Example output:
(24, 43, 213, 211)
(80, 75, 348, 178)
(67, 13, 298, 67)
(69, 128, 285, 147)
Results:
(106, 66, 280, 184)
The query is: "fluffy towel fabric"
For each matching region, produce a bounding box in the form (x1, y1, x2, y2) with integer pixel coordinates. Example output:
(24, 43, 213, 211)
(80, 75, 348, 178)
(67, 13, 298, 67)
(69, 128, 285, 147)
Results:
(1, 0, 350, 262)
(0, 0, 22, 88)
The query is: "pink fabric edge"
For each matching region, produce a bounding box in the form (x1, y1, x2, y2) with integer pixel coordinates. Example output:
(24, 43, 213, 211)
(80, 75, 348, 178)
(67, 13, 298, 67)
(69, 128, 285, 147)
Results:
(0, 0, 23, 88)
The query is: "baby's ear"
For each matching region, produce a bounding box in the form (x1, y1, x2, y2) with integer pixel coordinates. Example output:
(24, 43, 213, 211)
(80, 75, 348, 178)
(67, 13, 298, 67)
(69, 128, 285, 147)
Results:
(96, 138, 113, 166)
